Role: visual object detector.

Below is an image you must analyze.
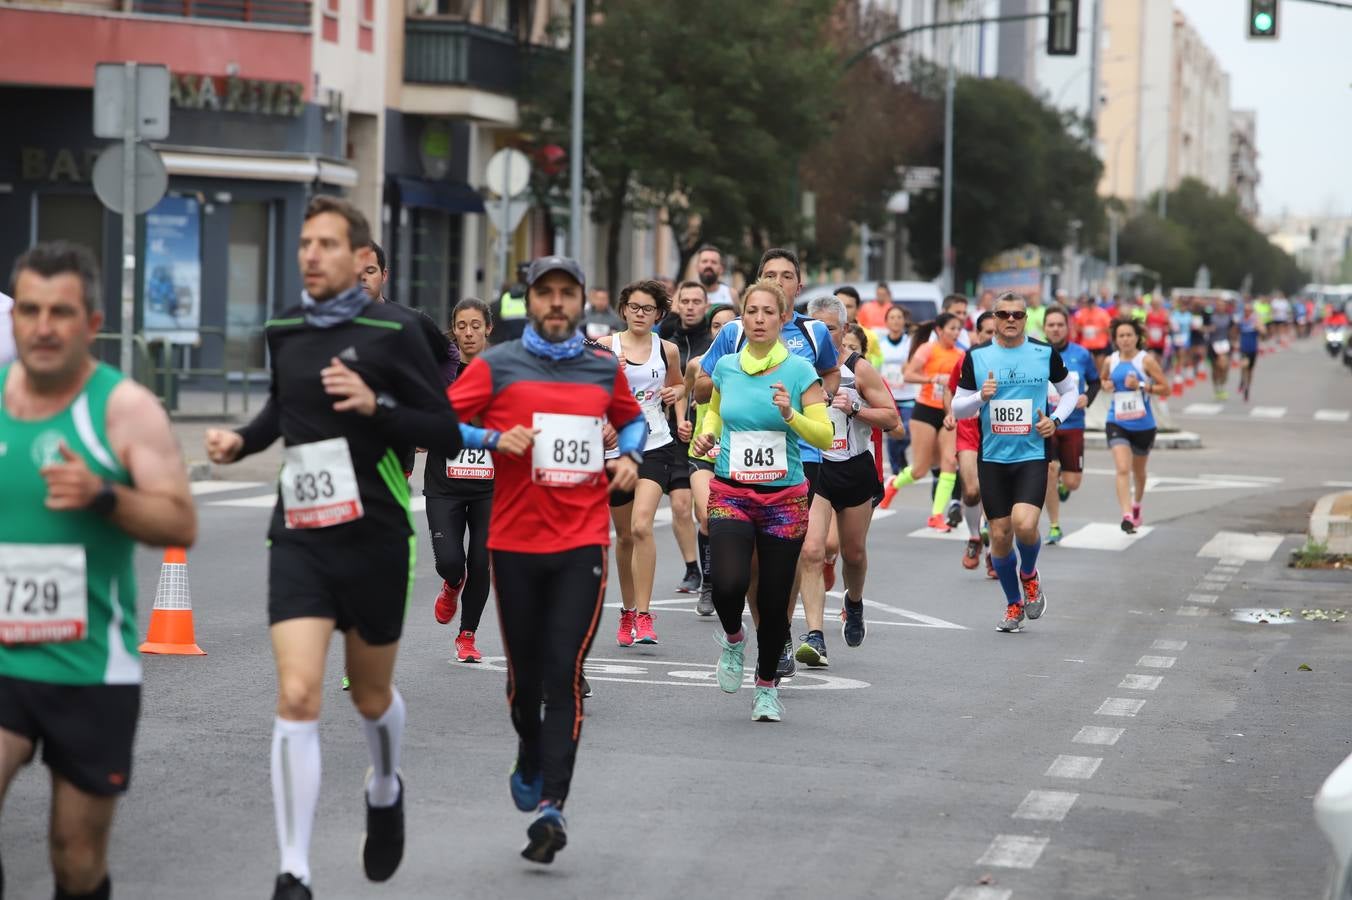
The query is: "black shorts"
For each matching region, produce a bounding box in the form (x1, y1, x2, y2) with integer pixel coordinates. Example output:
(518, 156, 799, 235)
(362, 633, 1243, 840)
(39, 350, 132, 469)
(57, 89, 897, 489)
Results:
(0, 675, 139, 796)
(1242, 350, 1259, 368)
(910, 403, 946, 431)
(803, 461, 821, 502)
(688, 457, 716, 475)
(268, 533, 413, 645)
(977, 459, 1049, 520)
(1104, 423, 1156, 457)
(816, 454, 883, 511)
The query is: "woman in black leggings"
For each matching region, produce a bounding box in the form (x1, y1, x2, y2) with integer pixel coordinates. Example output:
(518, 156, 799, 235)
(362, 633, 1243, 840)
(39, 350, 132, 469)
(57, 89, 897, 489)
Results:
(426, 298, 495, 661)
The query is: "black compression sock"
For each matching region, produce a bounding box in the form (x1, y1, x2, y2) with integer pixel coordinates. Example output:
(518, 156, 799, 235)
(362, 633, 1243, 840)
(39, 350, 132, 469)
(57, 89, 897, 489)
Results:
(685, 560, 699, 576)
(698, 531, 711, 579)
(55, 876, 110, 900)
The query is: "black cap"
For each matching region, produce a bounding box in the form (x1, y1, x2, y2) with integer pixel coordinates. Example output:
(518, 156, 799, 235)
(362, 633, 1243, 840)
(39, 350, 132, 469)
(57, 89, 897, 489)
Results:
(525, 256, 585, 289)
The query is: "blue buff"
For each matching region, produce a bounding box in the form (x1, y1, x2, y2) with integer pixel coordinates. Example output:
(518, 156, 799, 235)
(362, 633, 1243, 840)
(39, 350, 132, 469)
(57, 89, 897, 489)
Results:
(457, 423, 500, 450)
(615, 416, 648, 455)
(992, 553, 1022, 605)
(1016, 537, 1041, 579)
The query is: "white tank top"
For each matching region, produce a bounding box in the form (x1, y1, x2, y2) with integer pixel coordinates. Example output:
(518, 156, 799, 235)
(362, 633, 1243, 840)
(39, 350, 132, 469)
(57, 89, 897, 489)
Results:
(707, 283, 735, 308)
(878, 332, 918, 402)
(611, 332, 672, 452)
(824, 354, 875, 463)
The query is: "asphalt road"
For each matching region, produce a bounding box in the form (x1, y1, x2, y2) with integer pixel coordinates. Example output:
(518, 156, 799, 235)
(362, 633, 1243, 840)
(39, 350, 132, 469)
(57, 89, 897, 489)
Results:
(4, 338, 1350, 899)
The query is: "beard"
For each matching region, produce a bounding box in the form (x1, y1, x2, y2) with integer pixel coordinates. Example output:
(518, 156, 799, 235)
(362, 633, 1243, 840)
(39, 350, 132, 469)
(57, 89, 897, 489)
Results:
(698, 268, 718, 287)
(529, 310, 582, 341)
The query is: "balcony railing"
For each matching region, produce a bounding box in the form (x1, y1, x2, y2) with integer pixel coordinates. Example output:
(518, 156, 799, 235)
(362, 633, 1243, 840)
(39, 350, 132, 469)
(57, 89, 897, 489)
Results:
(404, 19, 520, 94)
(133, 0, 311, 28)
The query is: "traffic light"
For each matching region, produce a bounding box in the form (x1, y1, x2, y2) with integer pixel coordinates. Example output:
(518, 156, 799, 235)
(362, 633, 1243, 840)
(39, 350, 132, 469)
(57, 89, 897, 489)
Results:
(1249, 0, 1278, 38)
(1047, 0, 1079, 56)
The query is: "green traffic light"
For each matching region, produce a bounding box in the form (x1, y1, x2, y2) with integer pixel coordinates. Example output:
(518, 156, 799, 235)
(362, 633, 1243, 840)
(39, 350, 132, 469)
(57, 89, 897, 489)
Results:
(1253, 11, 1274, 32)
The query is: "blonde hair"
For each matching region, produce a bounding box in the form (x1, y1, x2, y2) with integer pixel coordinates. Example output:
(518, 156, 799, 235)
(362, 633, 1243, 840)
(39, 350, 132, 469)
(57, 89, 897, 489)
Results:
(741, 277, 791, 315)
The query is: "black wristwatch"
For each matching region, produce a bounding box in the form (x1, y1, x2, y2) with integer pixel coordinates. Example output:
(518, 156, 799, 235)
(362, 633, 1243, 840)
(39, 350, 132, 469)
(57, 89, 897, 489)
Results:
(89, 479, 118, 516)
(849, 398, 863, 417)
(1049, 415, 1062, 429)
(374, 392, 398, 417)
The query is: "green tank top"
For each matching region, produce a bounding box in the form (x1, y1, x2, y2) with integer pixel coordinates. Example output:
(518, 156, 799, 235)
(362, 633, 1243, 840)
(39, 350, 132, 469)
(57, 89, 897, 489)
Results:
(0, 363, 139, 685)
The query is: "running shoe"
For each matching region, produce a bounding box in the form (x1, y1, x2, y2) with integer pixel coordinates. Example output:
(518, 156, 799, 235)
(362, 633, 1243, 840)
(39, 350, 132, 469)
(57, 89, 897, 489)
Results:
(582, 674, 593, 698)
(879, 481, 900, 509)
(634, 612, 659, 644)
(509, 761, 543, 812)
(1131, 503, 1143, 527)
(272, 874, 312, 900)
(715, 631, 746, 693)
(696, 583, 715, 617)
(1021, 571, 1046, 619)
(1057, 479, 1070, 503)
(752, 686, 784, 722)
(677, 569, 701, 594)
(433, 579, 461, 625)
(985, 551, 996, 580)
(945, 498, 963, 529)
(841, 593, 866, 647)
(962, 538, 981, 569)
(616, 608, 637, 647)
(926, 513, 952, 532)
(981, 523, 990, 546)
(1120, 516, 1137, 535)
(997, 602, 1026, 633)
(341, 675, 351, 692)
(1215, 390, 1229, 401)
(361, 772, 404, 882)
(454, 630, 481, 663)
(1242, 382, 1251, 403)
(521, 805, 567, 865)
(795, 631, 829, 667)
(1047, 524, 1063, 545)
(823, 558, 837, 593)
(776, 639, 797, 679)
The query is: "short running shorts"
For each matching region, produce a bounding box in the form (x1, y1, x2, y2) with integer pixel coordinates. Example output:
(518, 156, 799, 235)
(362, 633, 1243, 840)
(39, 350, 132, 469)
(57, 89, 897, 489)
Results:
(815, 454, 883, 512)
(609, 443, 690, 507)
(977, 458, 1049, 521)
(269, 533, 413, 646)
(910, 402, 946, 431)
(956, 418, 981, 455)
(708, 477, 810, 541)
(1049, 428, 1085, 473)
(1104, 424, 1156, 458)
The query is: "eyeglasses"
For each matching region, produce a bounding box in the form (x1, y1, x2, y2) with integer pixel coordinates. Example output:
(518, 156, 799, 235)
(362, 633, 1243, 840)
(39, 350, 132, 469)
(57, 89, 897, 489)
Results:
(994, 310, 1027, 321)
(625, 303, 658, 315)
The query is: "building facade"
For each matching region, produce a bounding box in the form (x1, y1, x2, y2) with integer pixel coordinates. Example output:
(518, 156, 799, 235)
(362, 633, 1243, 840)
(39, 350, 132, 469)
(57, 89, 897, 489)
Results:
(1166, 9, 1230, 196)
(1096, 0, 1173, 203)
(1229, 109, 1259, 221)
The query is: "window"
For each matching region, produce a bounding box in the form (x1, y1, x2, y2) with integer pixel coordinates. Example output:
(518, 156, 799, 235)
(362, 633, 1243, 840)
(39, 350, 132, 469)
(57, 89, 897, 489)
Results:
(323, 0, 339, 42)
(359, 0, 374, 51)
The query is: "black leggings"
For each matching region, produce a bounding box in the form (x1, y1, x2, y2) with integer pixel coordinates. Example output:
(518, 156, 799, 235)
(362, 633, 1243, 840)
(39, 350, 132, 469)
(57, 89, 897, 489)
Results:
(709, 522, 803, 682)
(426, 494, 492, 633)
(492, 546, 606, 808)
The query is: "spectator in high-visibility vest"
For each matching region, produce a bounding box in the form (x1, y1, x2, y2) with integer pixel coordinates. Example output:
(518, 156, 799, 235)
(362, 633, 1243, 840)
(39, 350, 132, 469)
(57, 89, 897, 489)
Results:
(491, 263, 530, 344)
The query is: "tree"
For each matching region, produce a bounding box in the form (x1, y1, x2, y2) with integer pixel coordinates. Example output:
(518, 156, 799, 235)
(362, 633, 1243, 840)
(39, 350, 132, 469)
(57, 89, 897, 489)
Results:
(1117, 212, 1195, 290)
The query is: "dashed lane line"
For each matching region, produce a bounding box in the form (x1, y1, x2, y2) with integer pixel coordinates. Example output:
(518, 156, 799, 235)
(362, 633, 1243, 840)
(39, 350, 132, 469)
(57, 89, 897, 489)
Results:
(1073, 726, 1125, 746)
(975, 835, 1049, 869)
(1012, 790, 1079, 822)
(1096, 698, 1146, 717)
(1045, 755, 1103, 779)
(1119, 674, 1163, 691)
(1152, 639, 1188, 651)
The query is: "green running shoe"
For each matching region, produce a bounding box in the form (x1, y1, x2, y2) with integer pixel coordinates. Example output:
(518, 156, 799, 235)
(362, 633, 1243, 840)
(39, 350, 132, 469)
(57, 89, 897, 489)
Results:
(715, 631, 746, 694)
(1047, 524, 1063, 545)
(752, 686, 783, 722)
(1057, 479, 1070, 503)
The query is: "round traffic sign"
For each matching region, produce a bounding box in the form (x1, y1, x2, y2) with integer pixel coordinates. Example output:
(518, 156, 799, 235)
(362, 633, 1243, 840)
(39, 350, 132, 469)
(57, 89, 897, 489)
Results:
(91, 144, 169, 215)
(484, 147, 531, 198)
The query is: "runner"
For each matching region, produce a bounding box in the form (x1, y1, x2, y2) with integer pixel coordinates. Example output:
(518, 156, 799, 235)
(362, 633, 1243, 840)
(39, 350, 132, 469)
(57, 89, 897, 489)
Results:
(581, 288, 624, 339)
(426, 298, 496, 663)
(1144, 295, 1171, 363)
(0, 241, 197, 900)
(608, 280, 686, 647)
(447, 254, 644, 863)
(952, 292, 1078, 634)
(877, 304, 916, 476)
(204, 197, 464, 898)
(944, 311, 997, 571)
(1040, 306, 1100, 545)
(1099, 318, 1170, 534)
(834, 285, 883, 366)
(0, 289, 13, 365)
(1205, 298, 1236, 401)
(686, 306, 740, 617)
(689, 278, 832, 722)
(1237, 298, 1267, 402)
(856, 282, 893, 330)
(797, 295, 898, 661)
(1169, 296, 1194, 384)
(1073, 294, 1112, 364)
(695, 244, 740, 310)
(878, 312, 962, 531)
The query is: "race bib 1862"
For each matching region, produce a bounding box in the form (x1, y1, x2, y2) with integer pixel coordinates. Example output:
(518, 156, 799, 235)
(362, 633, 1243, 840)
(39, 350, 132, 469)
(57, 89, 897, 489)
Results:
(989, 399, 1032, 435)
(0, 544, 87, 645)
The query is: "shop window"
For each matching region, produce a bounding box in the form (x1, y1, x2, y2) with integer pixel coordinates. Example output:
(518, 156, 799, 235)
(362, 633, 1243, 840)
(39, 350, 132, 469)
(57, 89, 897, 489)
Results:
(37, 194, 105, 279)
(225, 202, 274, 374)
(359, 0, 374, 51)
(323, 0, 340, 42)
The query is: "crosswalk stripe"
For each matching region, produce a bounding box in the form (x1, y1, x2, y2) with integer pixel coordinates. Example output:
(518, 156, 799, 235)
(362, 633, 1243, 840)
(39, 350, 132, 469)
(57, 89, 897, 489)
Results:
(1249, 406, 1286, 419)
(1057, 522, 1153, 550)
(1183, 403, 1223, 415)
(1196, 530, 1283, 561)
(190, 480, 264, 496)
(1315, 409, 1351, 423)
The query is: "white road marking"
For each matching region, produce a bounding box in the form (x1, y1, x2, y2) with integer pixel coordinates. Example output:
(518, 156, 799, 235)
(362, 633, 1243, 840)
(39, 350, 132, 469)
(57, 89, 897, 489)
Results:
(470, 657, 871, 690)
(827, 593, 968, 630)
(945, 888, 1012, 900)
(1323, 480, 1352, 488)
(1046, 755, 1102, 779)
(1197, 530, 1284, 561)
(1314, 409, 1351, 423)
(1137, 655, 1176, 668)
(1152, 639, 1188, 651)
(1096, 698, 1146, 717)
(1198, 473, 1283, 484)
(976, 835, 1049, 869)
(1013, 790, 1079, 822)
(208, 493, 277, 508)
(1250, 406, 1286, 419)
(1119, 674, 1163, 691)
(905, 526, 970, 542)
(1146, 475, 1276, 494)
(1186, 594, 1219, 605)
(1074, 726, 1125, 746)
(1211, 564, 1241, 574)
(1057, 522, 1154, 551)
(1176, 606, 1210, 616)
(190, 480, 264, 496)
(1183, 402, 1223, 415)
(1218, 557, 1247, 567)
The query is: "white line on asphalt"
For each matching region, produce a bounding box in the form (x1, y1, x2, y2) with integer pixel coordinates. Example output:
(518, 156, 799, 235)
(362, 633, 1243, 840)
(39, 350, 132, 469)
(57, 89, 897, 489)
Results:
(1250, 406, 1287, 419)
(1057, 522, 1154, 551)
(1152, 639, 1188, 651)
(1198, 473, 1284, 484)
(1314, 409, 1351, 423)
(976, 835, 1049, 869)
(1211, 564, 1241, 574)
(1096, 698, 1146, 717)
(904, 526, 969, 542)
(1137, 655, 1176, 668)
(944, 888, 1012, 900)
(208, 493, 276, 508)
(1176, 606, 1210, 616)
(1013, 790, 1079, 822)
(1197, 531, 1284, 561)
(1046, 755, 1103, 779)
(1119, 674, 1163, 691)
(826, 593, 968, 630)
(1324, 481, 1352, 488)
(1074, 726, 1125, 746)
(1219, 557, 1247, 567)
(190, 480, 264, 496)
(1183, 403, 1223, 415)
(1186, 594, 1219, 605)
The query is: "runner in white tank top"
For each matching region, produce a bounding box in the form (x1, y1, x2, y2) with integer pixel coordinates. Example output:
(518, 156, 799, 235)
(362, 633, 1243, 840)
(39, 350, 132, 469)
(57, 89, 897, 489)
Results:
(611, 331, 673, 451)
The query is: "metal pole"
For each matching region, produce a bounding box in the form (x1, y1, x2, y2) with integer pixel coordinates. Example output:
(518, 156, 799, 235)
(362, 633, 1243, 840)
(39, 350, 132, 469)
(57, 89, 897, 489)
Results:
(859, 222, 871, 280)
(497, 152, 511, 292)
(119, 62, 137, 377)
(1158, 185, 1167, 219)
(568, 0, 585, 262)
(1087, 0, 1101, 136)
(941, 35, 956, 295)
(1108, 210, 1118, 268)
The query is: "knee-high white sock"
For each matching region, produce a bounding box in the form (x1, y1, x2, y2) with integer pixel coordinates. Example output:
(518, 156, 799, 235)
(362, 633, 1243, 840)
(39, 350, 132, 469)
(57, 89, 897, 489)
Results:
(362, 687, 405, 807)
(963, 500, 983, 539)
(271, 717, 321, 884)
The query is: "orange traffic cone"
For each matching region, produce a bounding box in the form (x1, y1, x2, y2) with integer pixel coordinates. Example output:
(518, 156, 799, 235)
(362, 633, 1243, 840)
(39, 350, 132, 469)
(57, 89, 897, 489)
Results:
(1172, 374, 1184, 397)
(1185, 366, 1196, 387)
(140, 547, 206, 655)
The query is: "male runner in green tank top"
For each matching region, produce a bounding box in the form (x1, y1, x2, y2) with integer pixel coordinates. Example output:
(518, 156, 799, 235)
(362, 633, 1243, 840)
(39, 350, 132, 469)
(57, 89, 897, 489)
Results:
(0, 241, 196, 899)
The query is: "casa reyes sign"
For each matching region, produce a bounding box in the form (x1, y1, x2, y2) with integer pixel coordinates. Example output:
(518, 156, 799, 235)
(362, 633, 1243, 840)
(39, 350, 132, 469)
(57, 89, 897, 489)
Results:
(170, 74, 304, 117)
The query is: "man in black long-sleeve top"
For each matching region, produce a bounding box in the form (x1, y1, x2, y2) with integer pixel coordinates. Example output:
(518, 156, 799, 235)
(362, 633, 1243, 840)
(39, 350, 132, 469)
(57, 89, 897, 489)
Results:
(205, 196, 461, 900)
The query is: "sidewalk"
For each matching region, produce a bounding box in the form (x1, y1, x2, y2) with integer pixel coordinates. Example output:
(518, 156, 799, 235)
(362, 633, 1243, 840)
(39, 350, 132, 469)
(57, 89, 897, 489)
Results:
(1309, 492, 1352, 556)
(170, 385, 281, 483)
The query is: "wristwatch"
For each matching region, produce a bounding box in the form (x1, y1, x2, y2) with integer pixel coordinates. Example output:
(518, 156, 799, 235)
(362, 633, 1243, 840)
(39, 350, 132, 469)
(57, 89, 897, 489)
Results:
(374, 392, 398, 414)
(849, 398, 862, 417)
(88, 479, 118, 516)
(1049, 415, 1062, 429)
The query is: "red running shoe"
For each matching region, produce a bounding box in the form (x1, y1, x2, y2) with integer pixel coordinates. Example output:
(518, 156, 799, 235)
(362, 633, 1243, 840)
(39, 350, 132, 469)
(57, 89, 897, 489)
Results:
(454, 630, 481, 663)
(879, 483, 899, 510)
(634, 612, 659, 645)
(926, 513, 952, 532)
(962, 539, 981, 570)
(616, 608, 637, 647)
(985, 552, 997, 580)
(434, 580, 461, 625)
(823, 558, 837, 593)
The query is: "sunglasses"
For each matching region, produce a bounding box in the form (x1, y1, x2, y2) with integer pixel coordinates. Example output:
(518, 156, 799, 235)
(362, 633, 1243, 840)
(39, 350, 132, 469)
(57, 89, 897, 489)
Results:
(994, 310, 1027, 321)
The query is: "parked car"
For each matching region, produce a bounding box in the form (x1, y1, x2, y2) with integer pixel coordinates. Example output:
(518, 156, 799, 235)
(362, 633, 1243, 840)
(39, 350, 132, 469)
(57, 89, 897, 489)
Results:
(797, 280, 943, 325)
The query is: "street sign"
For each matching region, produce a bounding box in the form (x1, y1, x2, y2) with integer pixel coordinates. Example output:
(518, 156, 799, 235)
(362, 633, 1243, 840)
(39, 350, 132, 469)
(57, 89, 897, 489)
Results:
(484, 148, 531, 198)
(886, 190, 910, 214)
(93, 62, 170, 140)
(483, 195, 531, 238)
(91, 143, 168, 215)
(901, 166, 941, 191)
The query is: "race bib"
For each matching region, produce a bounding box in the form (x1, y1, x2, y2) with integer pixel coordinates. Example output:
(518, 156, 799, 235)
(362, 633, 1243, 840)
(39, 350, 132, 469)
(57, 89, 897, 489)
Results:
(989, 399, 1032, 435)
(882, 363, 904, 388)
(728, 430, 788, 483)
(1082, 326, 1099, 339)
(1113, 390, 1146, 421)
(0, 544, 88, 645)
(1148, 326, 1165, 344)
(280, 438, 364, 529)
(643, 402, 668, 437)
(584, 321, 613, 339)
(1212, 339, 1231, 355)
(446, 447, 494, 481)
(928, 381, 946, 406)
(532, 413, 605, 487)
(827, 407, 849, 451)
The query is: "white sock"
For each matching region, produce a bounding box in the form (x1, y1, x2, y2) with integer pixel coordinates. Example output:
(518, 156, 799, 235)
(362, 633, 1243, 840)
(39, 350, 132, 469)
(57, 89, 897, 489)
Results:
(362, 686, 405, 807)
(963, 500, 983, 539)
(271, 717, 321, 885)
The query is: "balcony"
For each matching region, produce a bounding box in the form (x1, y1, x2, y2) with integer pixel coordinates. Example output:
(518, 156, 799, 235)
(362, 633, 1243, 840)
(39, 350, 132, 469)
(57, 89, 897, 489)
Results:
(404, 19, 520, 95)
(132, 0, 311, 28)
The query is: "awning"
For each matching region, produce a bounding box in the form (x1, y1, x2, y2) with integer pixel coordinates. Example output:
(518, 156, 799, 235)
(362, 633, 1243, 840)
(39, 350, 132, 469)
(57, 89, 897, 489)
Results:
(395, 175, 485, 214)
(158, 150, 359, 187)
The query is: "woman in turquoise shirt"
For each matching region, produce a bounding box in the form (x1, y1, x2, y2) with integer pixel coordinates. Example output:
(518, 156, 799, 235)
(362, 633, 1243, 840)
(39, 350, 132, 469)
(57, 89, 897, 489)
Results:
(690, 278, 832, 723)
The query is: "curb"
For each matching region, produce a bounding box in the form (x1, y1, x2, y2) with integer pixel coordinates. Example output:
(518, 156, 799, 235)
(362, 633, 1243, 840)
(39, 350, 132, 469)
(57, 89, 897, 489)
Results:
(1309, 491, 1352, 556)
(1085, 429, 1202, 450)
